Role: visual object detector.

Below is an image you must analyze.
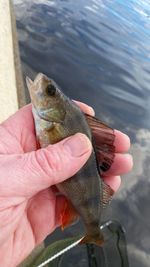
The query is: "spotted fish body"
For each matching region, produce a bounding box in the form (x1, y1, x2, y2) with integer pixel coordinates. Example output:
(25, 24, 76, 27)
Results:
(27, 73, 115, 245)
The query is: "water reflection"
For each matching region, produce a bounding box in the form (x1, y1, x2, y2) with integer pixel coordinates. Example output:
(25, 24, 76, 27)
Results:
(13, 0, 150, 266)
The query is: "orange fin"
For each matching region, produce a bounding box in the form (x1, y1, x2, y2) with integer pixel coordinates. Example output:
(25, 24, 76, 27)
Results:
(80, 231, 104, 246)
(36, 137, 41, 149)
(60, 199, 79, 230)
(102, 180, 114, 208)
(85, 114, 115, 173)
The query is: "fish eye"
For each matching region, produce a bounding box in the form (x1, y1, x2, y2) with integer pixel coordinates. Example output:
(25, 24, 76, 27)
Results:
(46, 84, 56, 96)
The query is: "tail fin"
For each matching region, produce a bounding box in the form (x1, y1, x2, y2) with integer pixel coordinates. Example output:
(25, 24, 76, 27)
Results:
(80, 230, 104, 246)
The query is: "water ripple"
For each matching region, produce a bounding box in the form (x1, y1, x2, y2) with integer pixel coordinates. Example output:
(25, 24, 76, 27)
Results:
(13, 1, 150, 266)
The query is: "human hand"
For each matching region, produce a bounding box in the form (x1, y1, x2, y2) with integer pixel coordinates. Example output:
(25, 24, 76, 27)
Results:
(0, 103, 132, 267)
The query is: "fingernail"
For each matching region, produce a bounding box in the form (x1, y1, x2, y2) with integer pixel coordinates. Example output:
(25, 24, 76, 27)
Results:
(63, 133, 92, 157)
(89, 107, 95, 116)
(126, 154, 133, 168)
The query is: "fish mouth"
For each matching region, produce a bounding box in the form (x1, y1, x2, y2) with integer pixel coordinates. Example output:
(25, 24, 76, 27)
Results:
(34, 73, 49, 83)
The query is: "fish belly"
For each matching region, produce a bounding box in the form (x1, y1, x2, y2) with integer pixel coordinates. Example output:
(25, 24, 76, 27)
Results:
(56, 152, 102, 227)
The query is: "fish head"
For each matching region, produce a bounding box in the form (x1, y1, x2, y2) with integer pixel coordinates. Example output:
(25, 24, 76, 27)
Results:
(26, 73, 66, 123)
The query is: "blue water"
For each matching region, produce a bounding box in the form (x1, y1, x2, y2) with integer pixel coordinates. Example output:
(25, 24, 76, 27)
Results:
(14, 0, 150, 266)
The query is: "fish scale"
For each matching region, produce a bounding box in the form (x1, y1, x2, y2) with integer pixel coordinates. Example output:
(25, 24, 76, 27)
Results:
(27, 72, 115, 246)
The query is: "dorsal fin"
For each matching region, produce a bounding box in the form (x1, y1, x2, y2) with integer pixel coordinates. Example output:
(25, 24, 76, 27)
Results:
(85, 114, 115, 206)
(85, 114, 115, 174)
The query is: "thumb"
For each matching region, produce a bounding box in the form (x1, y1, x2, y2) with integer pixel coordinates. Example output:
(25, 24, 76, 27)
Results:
(1, 133, 92, 197)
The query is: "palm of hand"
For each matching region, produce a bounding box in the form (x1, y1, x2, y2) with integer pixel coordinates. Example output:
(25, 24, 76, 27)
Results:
(0, 106, 63, 266)
(0, 104, 132, 267)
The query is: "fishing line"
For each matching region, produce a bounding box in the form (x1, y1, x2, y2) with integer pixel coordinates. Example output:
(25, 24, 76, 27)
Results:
(36, 225, 104, 267)
(36, 237, 83, 267)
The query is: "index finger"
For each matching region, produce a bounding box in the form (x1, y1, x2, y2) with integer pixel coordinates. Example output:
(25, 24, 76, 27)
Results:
(73, 100, 95, 116)
(74, 101, 130, 153)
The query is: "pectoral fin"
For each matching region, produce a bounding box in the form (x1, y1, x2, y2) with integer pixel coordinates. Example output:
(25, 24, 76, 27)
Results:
(60, 199, 79, 230)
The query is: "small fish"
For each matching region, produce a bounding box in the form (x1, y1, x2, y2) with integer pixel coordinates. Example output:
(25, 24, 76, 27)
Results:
(27, 73, 115, 246)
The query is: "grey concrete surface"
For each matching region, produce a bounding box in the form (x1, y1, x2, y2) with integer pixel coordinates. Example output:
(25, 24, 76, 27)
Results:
(0, 2, 46, 266)
(0, 0, 26, 123)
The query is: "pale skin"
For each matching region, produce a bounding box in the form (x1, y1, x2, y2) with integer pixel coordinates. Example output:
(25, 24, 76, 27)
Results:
(0, 103, 133, 267)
